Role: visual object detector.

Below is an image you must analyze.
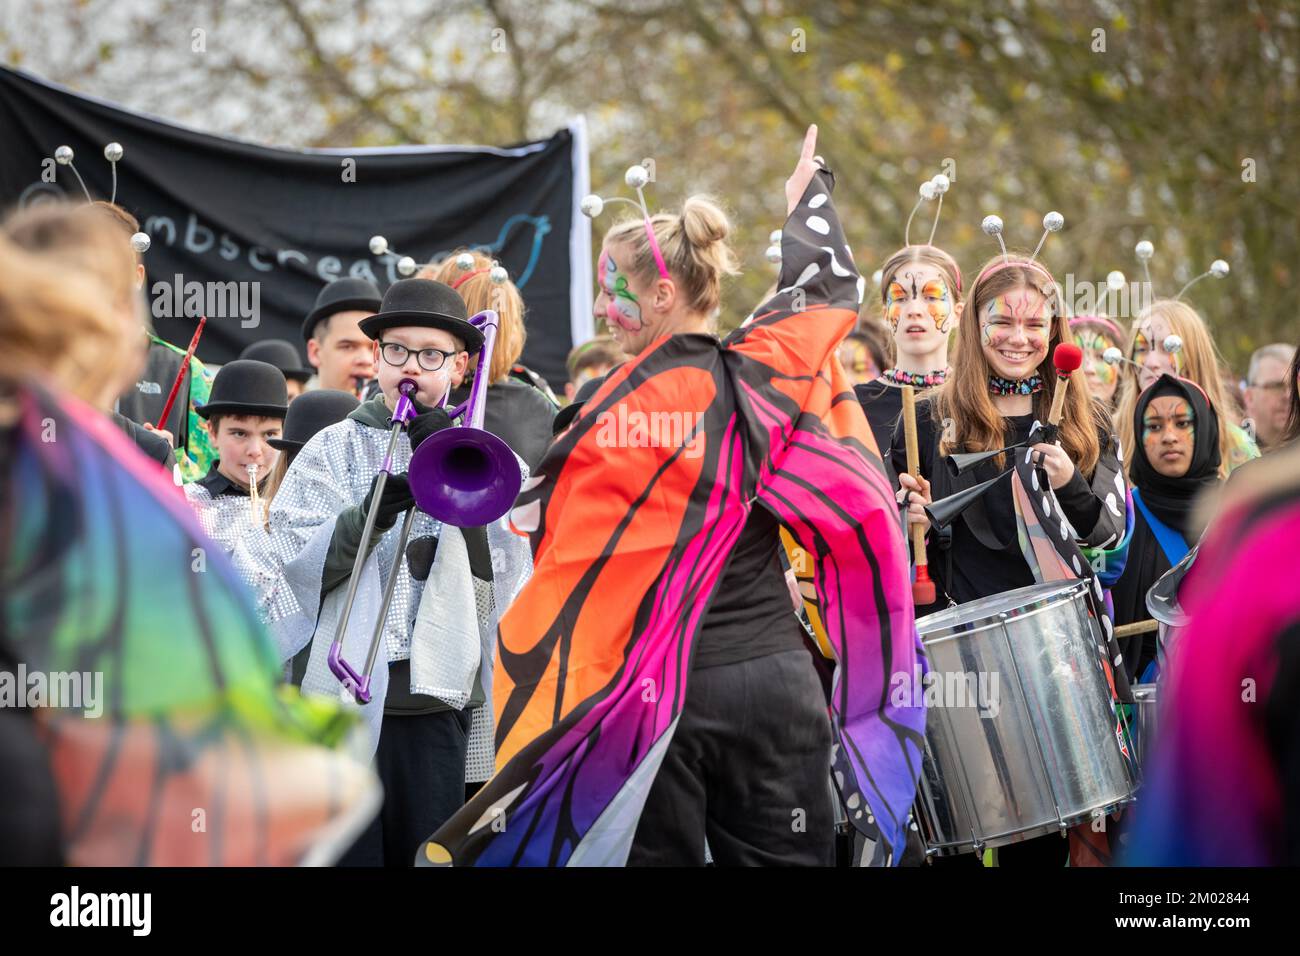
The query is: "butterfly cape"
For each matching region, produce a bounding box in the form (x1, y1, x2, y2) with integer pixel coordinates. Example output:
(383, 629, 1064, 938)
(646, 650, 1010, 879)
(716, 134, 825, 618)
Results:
(422, 169, 926, 867)
(0, 383, 378, 865)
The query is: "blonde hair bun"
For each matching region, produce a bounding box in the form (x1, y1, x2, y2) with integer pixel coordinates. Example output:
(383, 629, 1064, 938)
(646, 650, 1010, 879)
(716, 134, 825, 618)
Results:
(681, 195, 732, 249)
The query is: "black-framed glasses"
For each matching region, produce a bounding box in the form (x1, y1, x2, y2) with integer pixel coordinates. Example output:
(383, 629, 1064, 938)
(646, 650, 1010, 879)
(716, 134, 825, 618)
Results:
(379, 341, 458, 372)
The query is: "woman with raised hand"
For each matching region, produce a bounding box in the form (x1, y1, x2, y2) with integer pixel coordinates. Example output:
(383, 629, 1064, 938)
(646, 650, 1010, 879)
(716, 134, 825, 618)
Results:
(422, 126, 924, 868)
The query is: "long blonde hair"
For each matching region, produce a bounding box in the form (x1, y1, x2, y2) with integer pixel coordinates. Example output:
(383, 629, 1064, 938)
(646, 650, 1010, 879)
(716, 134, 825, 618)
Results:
(1114, 299, 1239, 479)
(932, 256, 1104, 475)
(604, 195, 741, 316)
(0, 202, 144, 406)
(423, 249, 525, 383)
(258, 451, 291, 530)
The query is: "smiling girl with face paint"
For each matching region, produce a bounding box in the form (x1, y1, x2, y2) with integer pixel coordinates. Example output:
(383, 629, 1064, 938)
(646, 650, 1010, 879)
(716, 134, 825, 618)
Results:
(890, 255, 1131, 867)
(1111, 374, 1222, 682)
(855, 244, 962, 468)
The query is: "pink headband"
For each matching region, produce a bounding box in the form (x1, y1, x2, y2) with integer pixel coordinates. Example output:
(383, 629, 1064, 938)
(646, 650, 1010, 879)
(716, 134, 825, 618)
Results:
(643, 214, 670, 280)
(1069, 314, 1125, 343)
(973, 256, 1057, 292)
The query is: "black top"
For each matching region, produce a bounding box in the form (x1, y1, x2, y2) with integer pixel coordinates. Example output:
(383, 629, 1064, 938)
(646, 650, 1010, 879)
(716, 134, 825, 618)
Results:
(695, 505, 807, 669)
(854, 380, 903, 471)
(112, 411, 176, 472)
(197, 461, 251, 498)
(117, 339, 190, 453)
(892, 402, 1109, 614)
(449, 377, 556, 473)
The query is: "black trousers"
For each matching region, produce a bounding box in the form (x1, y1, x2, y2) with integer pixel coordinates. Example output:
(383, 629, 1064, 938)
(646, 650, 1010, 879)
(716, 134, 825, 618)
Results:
(627, 648, 835, 867)
(338, 707, 472, 867)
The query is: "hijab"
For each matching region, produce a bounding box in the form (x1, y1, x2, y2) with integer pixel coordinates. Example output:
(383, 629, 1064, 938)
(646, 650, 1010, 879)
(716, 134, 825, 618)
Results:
(1130, 373, 1221, 538)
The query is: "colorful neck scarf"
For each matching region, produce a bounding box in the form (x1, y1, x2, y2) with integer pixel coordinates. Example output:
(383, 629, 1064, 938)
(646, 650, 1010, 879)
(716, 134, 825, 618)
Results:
(421, 168, 925, 868)
(882, 367, 949, 388)
(988, 373, 1043, 396)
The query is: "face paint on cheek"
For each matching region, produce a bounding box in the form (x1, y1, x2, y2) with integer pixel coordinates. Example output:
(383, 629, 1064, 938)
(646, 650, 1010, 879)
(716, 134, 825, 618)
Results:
(600, 251, 643, 332)
(1132, 331, 1151, 362)
(1078, 332, 1118, 385)
(922, 279, 951, 331)
(1142, 417, 1161, 458)
(1172, 399, 1195, 455)
(885, 283, 906, 330)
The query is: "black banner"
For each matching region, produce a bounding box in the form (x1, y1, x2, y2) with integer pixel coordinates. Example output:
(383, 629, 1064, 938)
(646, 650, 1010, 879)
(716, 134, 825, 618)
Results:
(0, 67, 592, 388)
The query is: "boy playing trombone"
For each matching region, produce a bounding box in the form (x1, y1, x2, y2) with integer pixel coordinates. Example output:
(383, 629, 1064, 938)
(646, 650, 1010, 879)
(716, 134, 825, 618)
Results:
(266, 278, 530, 866)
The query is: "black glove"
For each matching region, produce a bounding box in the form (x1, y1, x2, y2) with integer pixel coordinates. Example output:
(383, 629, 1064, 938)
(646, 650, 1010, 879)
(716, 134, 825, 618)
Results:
(406, 399, 455, 451)
(361, 472, 415, 530)
(406, 535, 438, 581)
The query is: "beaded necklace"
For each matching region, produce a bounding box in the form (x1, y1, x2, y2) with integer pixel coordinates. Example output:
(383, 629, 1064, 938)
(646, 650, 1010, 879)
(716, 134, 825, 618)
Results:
(988, 373, 1043, 396)
(881, 367, 950, 388)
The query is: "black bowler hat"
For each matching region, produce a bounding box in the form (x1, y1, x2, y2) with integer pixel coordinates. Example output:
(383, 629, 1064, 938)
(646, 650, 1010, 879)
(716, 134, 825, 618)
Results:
(196, 359, 289, 420)
(358, 278, 485, 352)
(239, 338, 313, 382)
(268, 389, 359, 453)
(301, 277, 383, 342)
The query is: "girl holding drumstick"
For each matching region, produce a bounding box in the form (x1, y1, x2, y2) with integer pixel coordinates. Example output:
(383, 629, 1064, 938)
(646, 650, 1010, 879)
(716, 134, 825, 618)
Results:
(893, 241, 1131, 866)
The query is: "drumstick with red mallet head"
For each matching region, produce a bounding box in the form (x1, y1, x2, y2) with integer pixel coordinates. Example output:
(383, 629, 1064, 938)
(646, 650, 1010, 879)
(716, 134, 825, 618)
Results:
(1047, 341, 1084, 427)
(900, 385, 936, 606)
(155, 315, 208, 431)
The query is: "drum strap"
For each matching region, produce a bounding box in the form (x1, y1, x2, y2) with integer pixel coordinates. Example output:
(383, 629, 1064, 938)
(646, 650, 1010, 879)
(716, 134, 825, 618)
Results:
(1131, 488, 1191, 568)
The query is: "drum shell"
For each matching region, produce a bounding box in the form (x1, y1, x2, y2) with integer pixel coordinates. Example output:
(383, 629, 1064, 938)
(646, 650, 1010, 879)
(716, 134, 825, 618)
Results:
(1131, 683, 1158, 776)
(914, 580, 1136, 855)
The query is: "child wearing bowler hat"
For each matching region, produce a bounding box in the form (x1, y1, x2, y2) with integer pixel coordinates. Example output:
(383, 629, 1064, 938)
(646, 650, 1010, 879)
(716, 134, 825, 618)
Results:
(239, 338, 314, 402)
(265, 278, 532, 866)
(183, 358, 288, 556)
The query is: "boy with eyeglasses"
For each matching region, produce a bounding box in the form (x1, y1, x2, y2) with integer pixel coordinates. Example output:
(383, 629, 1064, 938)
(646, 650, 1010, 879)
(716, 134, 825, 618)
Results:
(264, 278, 530, 866)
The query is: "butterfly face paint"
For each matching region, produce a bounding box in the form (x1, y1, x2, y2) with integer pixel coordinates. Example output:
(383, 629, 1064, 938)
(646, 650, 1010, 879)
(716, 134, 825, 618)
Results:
(1142, 395, 1195, 478)
(979, 288, 1051, 379)
(1132, 317, 1177, 389)
(885, 281, 908, 330)
(598, 250, 643, 333)
(1075, 328, 1119, 401)
(885, 270, 953, 333)
(923, 278, 952, 331)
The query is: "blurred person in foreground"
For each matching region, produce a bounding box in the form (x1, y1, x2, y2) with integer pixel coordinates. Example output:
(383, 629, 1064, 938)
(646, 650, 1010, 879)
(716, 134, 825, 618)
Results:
(0, 202, 377, 866)
(3, 203, 177, 479)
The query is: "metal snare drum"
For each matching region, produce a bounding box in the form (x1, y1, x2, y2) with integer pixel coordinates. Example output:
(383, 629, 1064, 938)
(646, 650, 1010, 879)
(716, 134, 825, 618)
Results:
(913, 580, 1136, 856)
(1131, 683, 1158, 777)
